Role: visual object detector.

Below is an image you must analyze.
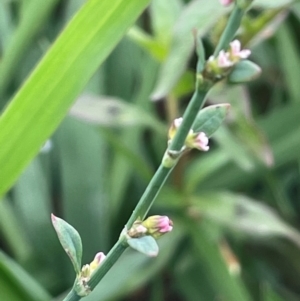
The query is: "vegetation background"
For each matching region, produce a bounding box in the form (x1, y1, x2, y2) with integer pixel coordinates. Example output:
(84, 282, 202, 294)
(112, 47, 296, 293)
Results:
(1, 0, 300, 300)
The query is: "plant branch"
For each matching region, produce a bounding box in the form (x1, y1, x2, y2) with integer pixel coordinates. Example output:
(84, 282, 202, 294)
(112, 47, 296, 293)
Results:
(61, 3, 247, 300)
(214, 4, 244, 56)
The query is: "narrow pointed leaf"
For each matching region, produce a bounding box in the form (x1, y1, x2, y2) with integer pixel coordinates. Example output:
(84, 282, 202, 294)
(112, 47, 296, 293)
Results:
(127, 236, 159, 257)
(192, 104, 230, 136)
(191, 192, 300, 247)
(69, 94, 166, 134)
(51, 214, 83, 274)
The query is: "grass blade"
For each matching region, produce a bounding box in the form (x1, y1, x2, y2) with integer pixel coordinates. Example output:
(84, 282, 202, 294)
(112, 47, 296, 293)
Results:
(0, 0, 149, 198)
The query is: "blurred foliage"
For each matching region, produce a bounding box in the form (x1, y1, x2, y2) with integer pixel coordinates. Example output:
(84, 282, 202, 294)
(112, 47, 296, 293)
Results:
(1, 0, 300, 300)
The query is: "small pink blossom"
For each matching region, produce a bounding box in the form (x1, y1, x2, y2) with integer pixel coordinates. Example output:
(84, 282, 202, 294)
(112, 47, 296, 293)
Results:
(229, 40, 251, 59)
(219, 0, 234, 6)
(217, 50, 234, 68)
(186, 131, 209, 151)
(194, 132, 209, 151)
(157, 216, 173, 233)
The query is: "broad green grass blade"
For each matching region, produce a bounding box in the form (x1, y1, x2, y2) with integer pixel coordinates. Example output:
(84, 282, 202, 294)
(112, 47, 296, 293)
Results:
(0, 198, 32, 262)
(0, 251, 51, 301)
(0, 0, 149, 198)
(189, 221, 252, 301)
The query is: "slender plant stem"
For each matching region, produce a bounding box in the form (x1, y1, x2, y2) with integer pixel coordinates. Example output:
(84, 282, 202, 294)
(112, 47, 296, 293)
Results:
(126, 86, 210, 228)
(62, 4, 247, 301)
(168, 87, 209, 152)
(213, 5, 244, 57)
(88, 240, 127, 289)
(63, 290, 81, 301)
(126, 165, 172, 227)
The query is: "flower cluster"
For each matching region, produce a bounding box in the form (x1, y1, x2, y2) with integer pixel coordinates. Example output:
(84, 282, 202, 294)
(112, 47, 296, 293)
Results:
(128, 215, 173, 239)
(80, 252, 106, 282)
(168, 117, 209, 152)
(206, 40, 251, 78)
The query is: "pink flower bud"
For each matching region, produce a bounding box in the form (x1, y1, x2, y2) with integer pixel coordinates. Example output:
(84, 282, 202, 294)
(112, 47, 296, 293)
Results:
(80, 251, 106, 282)
(142, 215, 173, 238)
(89, 252, 106, 273)
(219, 0, 234, 6)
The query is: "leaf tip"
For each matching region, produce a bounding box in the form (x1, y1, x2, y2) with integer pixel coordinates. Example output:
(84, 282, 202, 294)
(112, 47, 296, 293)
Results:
(148, 250, 159, 257)
(150, 92, 165, 102)
(51, 213, 57, 224)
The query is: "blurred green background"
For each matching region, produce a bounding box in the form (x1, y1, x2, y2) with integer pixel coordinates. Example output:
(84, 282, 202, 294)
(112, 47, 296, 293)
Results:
(1, 0, 300, 300)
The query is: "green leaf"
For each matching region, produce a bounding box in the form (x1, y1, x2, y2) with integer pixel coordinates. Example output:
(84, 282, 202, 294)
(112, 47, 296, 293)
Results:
(51, 214, 83, 274)
(127, 236, 159, 257)
(0, 250, 51, 301)
(191, 192, 300, 247)
(149, 0, 182, 45)
(0, 0, 60, 98)
(253, 0, 294, 8)
(210, 85, 274, 166)
(127, 26, 167, 61)
(0, 0, 149, 198)
(192, 104, 230, 136)
(69, 94, 166, 134)
(228, 60, 261, 84)
(188, 221, 252, 301)
(0, 198, 32, 262)
(196, 37, 206, 73)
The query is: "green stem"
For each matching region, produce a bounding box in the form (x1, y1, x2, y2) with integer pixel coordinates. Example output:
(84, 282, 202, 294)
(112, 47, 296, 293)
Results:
(61, 4, 247, 301)
(62, 241, 127, 301)
(127, 165, 172, 227)
(63, 290, 80, 301)
(213, 5, 244, 57)
(168, 85, 209, 152)
(88, 241, 127, 289)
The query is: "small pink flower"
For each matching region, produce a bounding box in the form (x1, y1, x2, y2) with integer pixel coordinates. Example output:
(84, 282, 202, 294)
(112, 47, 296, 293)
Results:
(157, 216, 173, 233)
(186, 131, 209, 151)
(219, 0, 234, 6)
(142, 215, 173, 238)
(229, 40, 251, 59)
(194, 132, 210, 151)
(217, 50, 234, 68)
